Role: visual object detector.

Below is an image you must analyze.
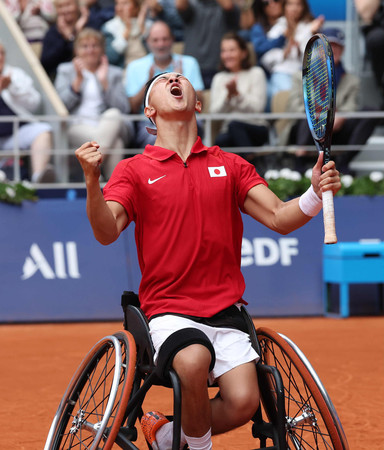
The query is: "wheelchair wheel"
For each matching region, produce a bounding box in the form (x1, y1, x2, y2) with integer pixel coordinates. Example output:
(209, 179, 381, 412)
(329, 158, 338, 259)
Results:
(256, 327, 349, 450)
(45, 331, 136, 450)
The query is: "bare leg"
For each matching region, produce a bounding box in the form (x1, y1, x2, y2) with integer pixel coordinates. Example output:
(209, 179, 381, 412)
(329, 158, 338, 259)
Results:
(94, 109, 125, 150)
(30, 131, 53, 177)
(67, 109, 127, 179)
(172, 344, 212, 437)
(211, 362, 259, 435)
(172, 347, 259, 438)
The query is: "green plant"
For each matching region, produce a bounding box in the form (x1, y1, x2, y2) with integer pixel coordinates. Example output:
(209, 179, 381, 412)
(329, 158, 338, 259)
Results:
(336, 175, 384, 197)
(0, 170, 38, 205)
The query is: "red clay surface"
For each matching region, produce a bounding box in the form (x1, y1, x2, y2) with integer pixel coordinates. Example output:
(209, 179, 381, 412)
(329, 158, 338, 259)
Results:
(1, 316, 383, 449)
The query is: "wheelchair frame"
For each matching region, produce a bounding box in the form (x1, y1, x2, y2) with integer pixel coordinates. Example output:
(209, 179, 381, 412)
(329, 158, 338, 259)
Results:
(44, 291, 349, 450)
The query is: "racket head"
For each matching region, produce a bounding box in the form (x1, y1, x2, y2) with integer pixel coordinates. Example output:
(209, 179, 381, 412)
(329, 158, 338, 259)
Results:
(302, 33, 336, 162)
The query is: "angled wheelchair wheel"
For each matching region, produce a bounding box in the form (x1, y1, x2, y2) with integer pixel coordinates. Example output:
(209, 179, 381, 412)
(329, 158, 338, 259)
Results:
(45, 331, 136, 450)
(256, 327, 349, 450)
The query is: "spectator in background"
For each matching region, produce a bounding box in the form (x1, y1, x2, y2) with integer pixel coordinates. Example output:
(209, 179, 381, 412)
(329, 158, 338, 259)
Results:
(260, 0, 323, 109)
(5, 0, 56, 54)
(176, 0, 240, 89)
(354, 0, 384, 108)
(55, 28, 133, 179)
(40, 0, 92, 79)
(235, 0, 256, 41)
(146, 0, 185, 42)
(102, 0, 152, 68)
(279, 28, 379, 174)
(83, 0, 116, 29)
(249, 0, 284, 61)
(210, 32, 269, 172)
(0, 42, 55, 183)
(125, 20, 204, 147)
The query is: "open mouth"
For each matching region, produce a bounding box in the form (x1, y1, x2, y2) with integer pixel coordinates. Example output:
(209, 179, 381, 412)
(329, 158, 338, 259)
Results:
(170, 84, 182, 97)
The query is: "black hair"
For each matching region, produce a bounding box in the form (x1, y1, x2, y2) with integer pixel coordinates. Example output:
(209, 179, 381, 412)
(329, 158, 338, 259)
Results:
(252, 0, 278, 32)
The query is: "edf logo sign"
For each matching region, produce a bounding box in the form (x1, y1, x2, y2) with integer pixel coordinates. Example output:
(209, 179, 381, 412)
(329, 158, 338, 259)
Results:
(22, 242, 81, 280)
(241, 237, 299, 266)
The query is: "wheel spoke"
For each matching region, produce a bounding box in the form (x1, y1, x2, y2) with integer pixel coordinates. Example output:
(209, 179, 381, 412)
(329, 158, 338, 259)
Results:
(79, 347, 116, 423)
(46, 332, 136, 449)
(257, 327, 348, 449)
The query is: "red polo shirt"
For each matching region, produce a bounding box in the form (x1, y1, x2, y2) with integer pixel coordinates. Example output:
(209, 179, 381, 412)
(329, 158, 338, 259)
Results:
(103, 137, 267, 319)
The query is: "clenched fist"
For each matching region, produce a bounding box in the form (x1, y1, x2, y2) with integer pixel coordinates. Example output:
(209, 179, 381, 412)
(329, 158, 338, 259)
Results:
(75, 141, 103, 182)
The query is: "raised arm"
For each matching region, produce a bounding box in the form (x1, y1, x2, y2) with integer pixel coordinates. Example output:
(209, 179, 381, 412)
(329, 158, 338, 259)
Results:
(244, 154, 341, 234)
(75, 141, 128, 245)
(5, 67, 41, 113)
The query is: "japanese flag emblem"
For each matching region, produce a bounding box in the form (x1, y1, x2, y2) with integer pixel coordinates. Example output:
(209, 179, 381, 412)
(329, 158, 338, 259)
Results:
(208, 166, 227, 177)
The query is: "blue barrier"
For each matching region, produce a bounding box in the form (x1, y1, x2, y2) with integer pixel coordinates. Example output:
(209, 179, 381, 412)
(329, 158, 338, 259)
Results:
(0, 200, 132, 321)
(0, 196, 383, 322)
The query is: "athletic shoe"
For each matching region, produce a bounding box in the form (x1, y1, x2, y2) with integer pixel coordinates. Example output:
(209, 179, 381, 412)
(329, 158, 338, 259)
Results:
(141, 410, 169, 450)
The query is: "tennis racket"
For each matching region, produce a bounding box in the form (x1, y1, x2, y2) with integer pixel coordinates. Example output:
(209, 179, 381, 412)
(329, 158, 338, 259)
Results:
(302, 33, 337, 244)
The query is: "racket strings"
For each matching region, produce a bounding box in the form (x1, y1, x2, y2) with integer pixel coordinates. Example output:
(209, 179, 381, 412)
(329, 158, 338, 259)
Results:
(305, 43, 330, 137)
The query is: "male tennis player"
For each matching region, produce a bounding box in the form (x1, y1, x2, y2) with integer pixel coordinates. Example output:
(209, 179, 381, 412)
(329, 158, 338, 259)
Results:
(75, 72, 341, 450)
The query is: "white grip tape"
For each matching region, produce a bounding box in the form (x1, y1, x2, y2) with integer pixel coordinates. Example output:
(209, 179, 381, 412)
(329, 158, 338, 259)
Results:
(322, 189, 337, 244)
(322, 189, 333, 217)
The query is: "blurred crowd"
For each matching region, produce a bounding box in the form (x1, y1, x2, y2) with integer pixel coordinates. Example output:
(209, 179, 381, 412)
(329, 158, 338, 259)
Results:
(1, 0, 383, 182)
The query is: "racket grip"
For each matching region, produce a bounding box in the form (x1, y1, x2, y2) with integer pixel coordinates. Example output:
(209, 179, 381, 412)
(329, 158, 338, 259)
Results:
(322, 190, 337, 244)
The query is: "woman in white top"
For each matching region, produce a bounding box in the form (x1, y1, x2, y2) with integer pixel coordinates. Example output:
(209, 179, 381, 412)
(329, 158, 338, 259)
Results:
(0, 42, 54, 183)
(260, 0, 324, 109)
(210, 32, 269, 169)
(102, 0, 152, 68)
(55, 28, 133, 179)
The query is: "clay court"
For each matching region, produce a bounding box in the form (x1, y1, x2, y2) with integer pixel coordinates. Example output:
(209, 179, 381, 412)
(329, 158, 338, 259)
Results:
(1, 315, 383, 449)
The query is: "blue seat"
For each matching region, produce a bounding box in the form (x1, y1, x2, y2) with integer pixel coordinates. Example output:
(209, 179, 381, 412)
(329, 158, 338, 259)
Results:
(323, 242, 384, 317)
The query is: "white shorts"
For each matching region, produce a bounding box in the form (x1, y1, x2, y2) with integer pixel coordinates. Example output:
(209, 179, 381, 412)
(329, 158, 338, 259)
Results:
(149, 312, 260, 385)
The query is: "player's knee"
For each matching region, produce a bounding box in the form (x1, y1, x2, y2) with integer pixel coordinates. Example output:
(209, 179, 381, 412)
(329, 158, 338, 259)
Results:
(173, 344, 212, 383)
(228, 385, 260, 424)
(156, 328, 215, 382)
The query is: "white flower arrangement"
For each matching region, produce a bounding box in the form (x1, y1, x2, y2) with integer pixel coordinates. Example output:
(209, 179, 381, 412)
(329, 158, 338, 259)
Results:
(265, 168, 304, 182)
(340, 174, 354, 188)
(370, 171, 384, 183)
(265, 168, 384, 200)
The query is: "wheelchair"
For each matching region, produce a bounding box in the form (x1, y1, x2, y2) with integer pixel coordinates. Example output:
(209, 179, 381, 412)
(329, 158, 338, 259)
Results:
(44, 291, 349, 450)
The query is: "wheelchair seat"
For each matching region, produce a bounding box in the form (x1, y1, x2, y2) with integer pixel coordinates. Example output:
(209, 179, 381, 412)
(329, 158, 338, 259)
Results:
(121, 291, 265, 380)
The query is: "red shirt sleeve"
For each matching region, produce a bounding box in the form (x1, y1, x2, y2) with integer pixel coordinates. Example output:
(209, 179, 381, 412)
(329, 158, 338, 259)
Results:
(102, 160, 136, 225)
(235, 157, 268, 212)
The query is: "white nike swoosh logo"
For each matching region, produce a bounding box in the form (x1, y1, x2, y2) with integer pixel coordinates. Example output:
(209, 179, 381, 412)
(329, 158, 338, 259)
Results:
(148, 175, 166, 184)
